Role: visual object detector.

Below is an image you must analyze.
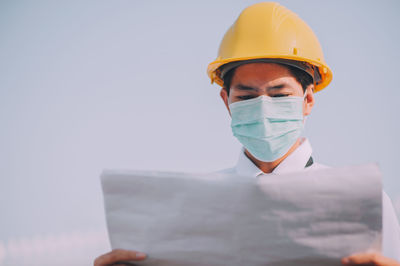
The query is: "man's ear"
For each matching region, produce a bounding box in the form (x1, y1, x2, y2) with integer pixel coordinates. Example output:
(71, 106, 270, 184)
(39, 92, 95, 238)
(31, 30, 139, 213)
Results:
(220, 88, 231, 115)
(303, 85, 315, 116)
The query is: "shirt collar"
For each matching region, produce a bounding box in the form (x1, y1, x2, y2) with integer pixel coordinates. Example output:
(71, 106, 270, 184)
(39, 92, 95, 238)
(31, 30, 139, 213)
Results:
(234, 137, 313, 177)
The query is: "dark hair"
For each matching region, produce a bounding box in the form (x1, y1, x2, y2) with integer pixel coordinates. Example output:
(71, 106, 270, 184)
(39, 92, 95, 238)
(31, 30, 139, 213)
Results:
(222, 63, 313, 95)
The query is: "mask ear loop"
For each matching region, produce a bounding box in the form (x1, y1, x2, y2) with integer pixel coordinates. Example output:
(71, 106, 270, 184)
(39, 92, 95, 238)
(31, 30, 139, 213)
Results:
(303, 90, 308, 100)
(303, 90, 308, 124)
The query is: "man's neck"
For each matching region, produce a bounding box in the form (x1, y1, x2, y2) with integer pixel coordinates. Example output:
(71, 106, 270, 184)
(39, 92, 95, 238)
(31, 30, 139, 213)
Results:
(243, 139, 302, 174)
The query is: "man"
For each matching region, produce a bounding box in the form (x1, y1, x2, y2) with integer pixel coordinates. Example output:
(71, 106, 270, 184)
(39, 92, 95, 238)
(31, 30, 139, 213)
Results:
(94, 2, 400, 265)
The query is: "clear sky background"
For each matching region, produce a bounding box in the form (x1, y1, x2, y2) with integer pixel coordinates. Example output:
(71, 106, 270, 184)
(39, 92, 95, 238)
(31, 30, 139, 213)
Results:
(1, 0, 399, 265)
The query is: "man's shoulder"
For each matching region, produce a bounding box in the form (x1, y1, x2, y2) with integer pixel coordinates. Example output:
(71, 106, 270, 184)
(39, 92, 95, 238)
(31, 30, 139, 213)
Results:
(382, 189, 400, 260)
(305, 162, 330, 171)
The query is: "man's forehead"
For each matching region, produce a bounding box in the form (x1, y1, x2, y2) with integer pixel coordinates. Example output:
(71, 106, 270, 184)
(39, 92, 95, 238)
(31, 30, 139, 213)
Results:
(232, 63, 294, 84)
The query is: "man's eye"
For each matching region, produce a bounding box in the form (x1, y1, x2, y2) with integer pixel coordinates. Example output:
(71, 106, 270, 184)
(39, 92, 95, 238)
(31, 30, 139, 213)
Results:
(271, 94, 289, 97)
(237, 95, 256, 100)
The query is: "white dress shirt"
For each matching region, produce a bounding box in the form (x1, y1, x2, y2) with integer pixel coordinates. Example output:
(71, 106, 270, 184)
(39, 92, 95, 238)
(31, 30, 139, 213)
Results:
(219, 138, 400, 261)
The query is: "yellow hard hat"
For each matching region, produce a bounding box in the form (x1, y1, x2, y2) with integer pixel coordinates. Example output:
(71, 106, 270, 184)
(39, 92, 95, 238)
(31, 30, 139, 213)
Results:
(207, 2, 332, 92)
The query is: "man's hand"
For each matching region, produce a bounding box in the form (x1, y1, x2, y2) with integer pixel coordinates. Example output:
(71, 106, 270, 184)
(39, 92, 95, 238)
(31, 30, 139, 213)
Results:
(94, 249, 147, 266)
(94, 249, 400, 266)
(341, 252, 400, 266)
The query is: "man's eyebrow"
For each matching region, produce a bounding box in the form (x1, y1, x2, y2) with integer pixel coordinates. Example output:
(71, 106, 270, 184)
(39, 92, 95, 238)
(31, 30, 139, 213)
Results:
(267, 84, 286, 90)
(235, 84, 259, 92)
(235, 83, 289, 92)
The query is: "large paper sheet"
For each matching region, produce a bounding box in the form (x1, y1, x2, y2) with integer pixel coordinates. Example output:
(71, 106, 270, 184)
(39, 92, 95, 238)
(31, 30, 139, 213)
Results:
(101, 164, 382, 266)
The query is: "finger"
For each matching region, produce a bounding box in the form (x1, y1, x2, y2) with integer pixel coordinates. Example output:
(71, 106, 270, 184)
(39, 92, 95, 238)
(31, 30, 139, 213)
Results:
(342, 252, 400, 265)
(342, 252, 379, 265)
(94, 249, 147, 266)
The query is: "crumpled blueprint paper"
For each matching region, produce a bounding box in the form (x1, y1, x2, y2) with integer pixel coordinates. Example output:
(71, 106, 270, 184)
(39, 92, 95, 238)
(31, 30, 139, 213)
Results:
(101, 164, 382, 266)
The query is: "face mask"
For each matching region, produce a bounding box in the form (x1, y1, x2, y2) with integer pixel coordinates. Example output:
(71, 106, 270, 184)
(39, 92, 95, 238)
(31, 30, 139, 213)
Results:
(229, 94, 306, 162)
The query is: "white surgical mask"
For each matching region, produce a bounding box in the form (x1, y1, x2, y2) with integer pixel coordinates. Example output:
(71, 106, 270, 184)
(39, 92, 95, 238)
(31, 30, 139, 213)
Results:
(229, 94, 306, 162)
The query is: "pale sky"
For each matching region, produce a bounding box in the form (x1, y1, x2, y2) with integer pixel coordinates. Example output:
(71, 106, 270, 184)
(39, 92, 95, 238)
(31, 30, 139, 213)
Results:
(1, 0, 399, 264)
